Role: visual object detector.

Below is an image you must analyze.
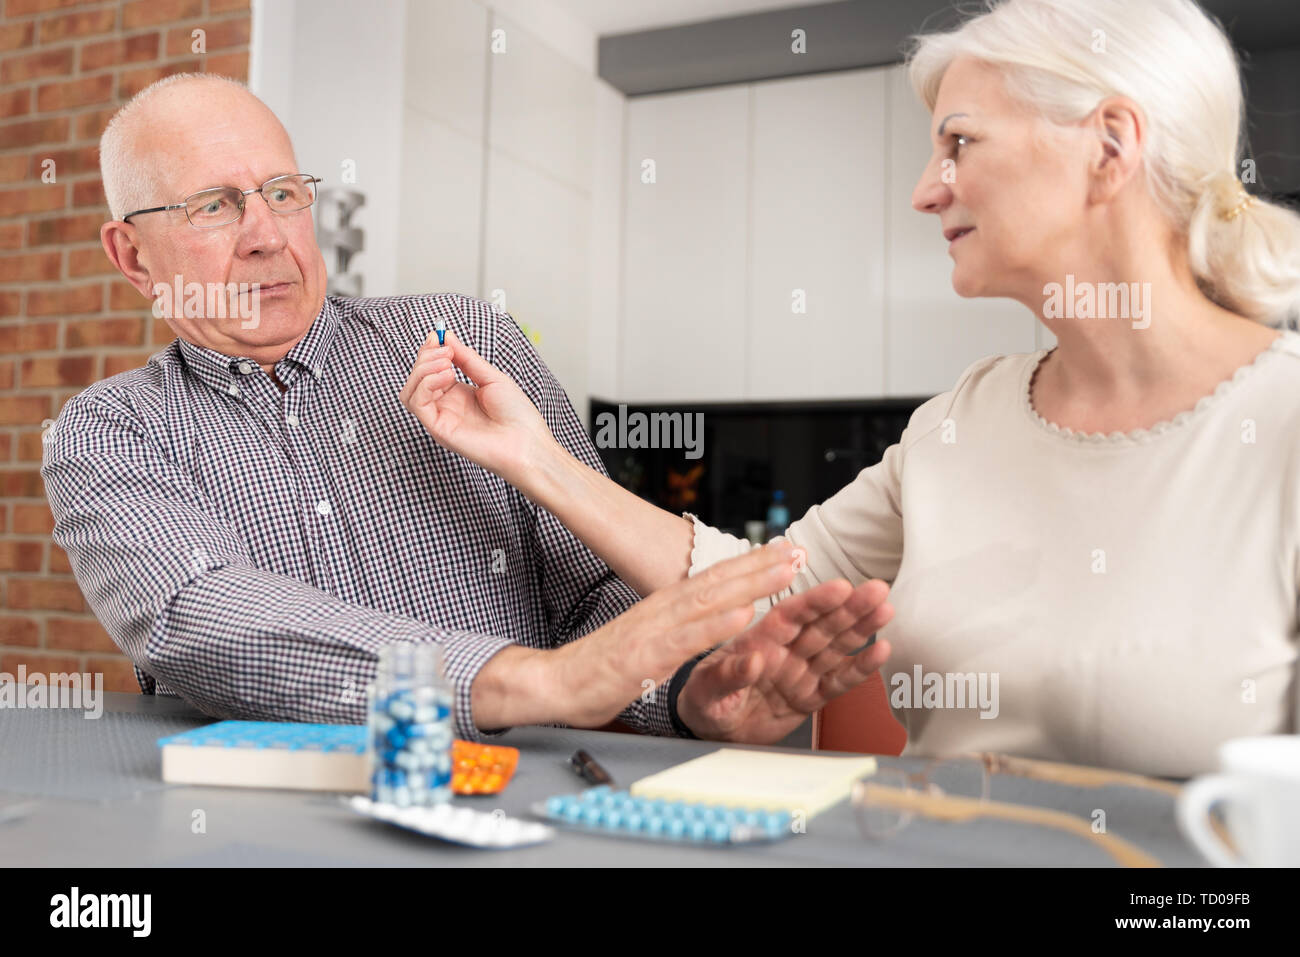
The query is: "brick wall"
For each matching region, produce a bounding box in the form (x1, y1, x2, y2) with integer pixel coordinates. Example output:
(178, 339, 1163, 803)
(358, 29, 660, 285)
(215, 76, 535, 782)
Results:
(0, 0, 251, 691)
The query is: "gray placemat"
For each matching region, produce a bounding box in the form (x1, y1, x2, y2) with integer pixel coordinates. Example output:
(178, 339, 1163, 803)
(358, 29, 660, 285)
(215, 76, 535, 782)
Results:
(1, 693, 1207, 866)
(0, 706, 210, 801)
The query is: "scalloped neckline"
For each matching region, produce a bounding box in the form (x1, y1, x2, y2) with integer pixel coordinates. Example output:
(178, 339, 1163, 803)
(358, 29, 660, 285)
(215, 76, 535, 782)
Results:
(1023, 330, 1292, 445)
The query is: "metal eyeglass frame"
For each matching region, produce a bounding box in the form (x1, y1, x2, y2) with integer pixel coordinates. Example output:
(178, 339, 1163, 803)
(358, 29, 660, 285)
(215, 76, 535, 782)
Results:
(120, 174, 323, 227)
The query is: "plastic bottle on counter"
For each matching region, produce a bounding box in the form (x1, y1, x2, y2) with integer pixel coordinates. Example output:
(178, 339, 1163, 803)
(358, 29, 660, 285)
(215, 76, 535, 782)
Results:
(766, 490, 790, 539)
(367, 642, 453, 808)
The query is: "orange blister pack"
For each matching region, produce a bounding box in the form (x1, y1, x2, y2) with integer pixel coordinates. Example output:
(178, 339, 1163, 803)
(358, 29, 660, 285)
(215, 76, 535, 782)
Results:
(452, 740, 520, 795)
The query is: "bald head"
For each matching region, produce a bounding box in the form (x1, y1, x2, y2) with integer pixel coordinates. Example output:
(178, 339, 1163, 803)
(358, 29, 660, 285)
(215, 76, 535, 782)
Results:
(99, 73, 293, 221)
(97, 72, 328, 370)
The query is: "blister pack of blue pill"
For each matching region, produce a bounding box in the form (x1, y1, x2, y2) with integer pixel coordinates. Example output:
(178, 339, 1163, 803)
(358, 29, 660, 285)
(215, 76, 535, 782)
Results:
(534, 786, 794, 845)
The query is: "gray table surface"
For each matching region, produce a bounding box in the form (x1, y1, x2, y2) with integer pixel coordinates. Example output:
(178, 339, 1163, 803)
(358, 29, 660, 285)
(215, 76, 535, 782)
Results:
(0, 691, 1207, 866)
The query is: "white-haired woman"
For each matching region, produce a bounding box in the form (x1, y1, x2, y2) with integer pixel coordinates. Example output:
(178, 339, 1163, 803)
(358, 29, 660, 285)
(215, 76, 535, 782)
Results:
(401, 0, 1300, 777)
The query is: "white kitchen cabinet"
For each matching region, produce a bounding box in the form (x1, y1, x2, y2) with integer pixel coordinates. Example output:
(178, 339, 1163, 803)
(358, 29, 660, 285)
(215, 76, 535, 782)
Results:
(396, 106, 484, 298)
(482, 142, 592, 417)
(488, 10, 595, 195)
(588, 79, 625, 406)
(616, 64, 1036, 405)
(397, 0, 489, 299)
(747, 69, 887, 400)
(404, 0, 489, 143)
(621, 85, 751, 403)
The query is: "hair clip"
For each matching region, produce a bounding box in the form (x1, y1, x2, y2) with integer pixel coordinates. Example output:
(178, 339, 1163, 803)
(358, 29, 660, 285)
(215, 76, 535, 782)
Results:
(1221, 183, 1257, 222)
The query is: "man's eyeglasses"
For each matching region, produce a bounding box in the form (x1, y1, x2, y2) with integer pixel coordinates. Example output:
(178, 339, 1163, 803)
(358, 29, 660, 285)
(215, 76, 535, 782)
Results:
(121, 173, 322, 228)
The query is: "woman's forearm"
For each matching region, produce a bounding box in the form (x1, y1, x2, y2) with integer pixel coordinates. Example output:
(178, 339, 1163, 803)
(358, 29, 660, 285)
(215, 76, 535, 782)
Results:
(523, 440, 695, 597)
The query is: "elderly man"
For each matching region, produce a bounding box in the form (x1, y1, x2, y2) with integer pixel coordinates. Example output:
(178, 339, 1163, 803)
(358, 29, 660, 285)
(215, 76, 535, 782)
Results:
(41, 74, 892, 743)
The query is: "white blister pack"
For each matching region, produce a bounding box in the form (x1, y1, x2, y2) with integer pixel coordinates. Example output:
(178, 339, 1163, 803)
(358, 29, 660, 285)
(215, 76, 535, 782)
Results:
(346, 796, 554, 849)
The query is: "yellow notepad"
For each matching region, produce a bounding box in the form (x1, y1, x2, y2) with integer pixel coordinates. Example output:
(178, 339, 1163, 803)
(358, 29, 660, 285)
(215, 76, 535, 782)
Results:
(629, 748, 877, 817)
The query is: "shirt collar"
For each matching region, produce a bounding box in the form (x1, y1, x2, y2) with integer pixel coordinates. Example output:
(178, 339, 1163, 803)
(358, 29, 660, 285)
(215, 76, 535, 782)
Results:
(176, 296, 339, 394)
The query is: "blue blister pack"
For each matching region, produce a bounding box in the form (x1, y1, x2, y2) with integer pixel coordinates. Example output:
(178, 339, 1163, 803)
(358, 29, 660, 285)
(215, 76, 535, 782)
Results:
(534, 785, 794, 845)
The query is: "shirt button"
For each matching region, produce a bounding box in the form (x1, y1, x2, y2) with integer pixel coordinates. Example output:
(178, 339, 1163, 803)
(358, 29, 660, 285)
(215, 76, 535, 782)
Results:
(237, 361, 254, 375)
(227, 383, 240, 398)
(315, 499, 332, 516)
(312, 366, 323, 380)
(286, 413, 300, 426)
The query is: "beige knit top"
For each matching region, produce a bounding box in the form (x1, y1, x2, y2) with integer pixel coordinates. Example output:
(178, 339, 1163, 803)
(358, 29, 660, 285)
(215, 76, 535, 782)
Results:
(686, 331, 1300, 776)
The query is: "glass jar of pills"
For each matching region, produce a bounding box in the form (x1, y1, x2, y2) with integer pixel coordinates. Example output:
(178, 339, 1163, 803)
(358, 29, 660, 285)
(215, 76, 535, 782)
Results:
(367, 642, 453, 807)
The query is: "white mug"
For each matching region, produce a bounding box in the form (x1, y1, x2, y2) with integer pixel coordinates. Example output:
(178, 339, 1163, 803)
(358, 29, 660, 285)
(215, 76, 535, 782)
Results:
(1176, 734, 1300, 867)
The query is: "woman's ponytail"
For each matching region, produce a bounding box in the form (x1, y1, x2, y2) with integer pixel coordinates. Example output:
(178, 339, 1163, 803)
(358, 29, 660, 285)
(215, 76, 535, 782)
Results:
(1187, 170, 1300, 325)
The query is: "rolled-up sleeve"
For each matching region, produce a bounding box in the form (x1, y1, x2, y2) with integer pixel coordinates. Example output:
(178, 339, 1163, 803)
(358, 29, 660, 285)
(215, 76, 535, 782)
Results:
(41, 392, 518, 742)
